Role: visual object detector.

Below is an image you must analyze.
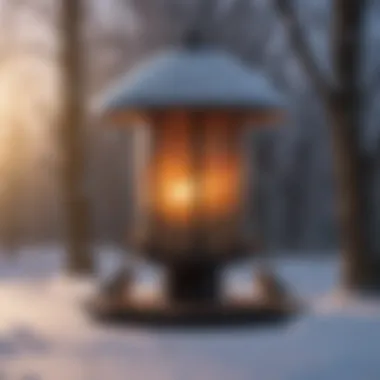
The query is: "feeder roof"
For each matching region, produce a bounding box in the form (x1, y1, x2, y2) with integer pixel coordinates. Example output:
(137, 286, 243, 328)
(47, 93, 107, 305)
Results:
(99, 47, 285, 116)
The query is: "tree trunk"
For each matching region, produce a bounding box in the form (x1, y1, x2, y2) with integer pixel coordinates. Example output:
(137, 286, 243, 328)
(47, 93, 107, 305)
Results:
(327, 94, 380, 291)
(61, 0, 94, 274)
(327, 0, 380, 292)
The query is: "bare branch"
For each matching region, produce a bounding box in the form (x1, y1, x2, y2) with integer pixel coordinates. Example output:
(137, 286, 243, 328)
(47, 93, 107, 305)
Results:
(273, 0, 332, 99)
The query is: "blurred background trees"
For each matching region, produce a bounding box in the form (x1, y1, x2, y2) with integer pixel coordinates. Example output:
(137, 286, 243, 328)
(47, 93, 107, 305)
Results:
(1, 0, 380, 286)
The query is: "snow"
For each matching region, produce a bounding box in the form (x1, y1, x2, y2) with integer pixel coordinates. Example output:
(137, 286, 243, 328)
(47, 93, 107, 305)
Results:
(1, 247, 380, 380)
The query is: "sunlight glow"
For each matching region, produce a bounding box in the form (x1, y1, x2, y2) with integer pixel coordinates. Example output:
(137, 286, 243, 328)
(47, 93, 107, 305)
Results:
(167, 179, 194, 208)
(0, 54, 60, 173)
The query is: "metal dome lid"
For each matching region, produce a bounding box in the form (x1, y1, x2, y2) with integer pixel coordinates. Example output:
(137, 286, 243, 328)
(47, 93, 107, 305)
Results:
(98, 32, 285, 122)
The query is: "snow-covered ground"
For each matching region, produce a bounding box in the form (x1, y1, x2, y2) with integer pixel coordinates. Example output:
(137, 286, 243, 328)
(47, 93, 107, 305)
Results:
(0, 247, 380, 380)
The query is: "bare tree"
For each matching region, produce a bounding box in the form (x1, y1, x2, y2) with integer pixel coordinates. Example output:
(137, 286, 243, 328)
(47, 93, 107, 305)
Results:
(61, 0, 94, 274)
(273, 0, 379, 291)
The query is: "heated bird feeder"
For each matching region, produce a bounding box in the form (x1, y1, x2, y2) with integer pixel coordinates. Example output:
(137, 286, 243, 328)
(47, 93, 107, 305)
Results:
(91, 34, 287, 327)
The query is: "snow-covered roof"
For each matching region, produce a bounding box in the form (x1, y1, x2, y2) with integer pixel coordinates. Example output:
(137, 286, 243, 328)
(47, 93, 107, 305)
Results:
(99, 46, 285, 116)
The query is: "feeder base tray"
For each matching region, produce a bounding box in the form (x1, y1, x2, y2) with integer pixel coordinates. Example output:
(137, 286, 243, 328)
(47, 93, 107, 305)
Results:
(86, 298, 296, 329)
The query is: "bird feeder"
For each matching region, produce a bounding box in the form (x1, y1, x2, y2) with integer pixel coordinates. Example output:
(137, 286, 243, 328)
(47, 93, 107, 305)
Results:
(91, 33, 287, 327)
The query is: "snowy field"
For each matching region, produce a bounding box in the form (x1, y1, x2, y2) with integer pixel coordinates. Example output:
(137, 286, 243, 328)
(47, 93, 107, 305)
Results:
(1, 247, 380, 380)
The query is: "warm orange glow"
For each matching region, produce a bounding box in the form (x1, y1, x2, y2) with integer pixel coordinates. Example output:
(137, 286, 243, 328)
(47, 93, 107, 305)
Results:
(147, 110, 243, 240)
(158, 170, 235, 221)
(157, 171, 193, 222)
(131, 110, 252, 255)
(200, 113, 241, 218)
(166, 179, 194, 207)
(202, 167, 237, 214)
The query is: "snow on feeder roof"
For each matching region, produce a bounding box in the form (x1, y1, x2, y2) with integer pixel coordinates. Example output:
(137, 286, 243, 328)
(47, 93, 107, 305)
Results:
(99, 37, 285, 126)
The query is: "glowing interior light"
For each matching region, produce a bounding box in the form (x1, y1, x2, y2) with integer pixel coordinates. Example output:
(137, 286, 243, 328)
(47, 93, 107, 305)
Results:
(167, 179, 194, 208)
